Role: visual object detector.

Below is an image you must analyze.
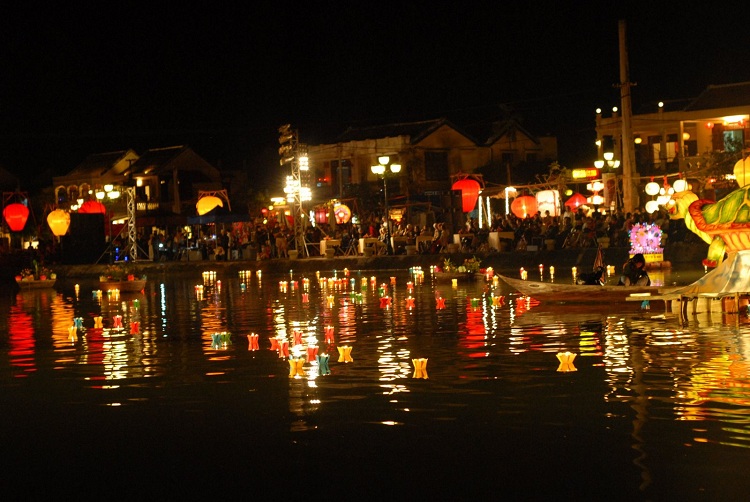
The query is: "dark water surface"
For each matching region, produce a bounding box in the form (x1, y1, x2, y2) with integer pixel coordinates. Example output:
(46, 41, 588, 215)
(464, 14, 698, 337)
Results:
(2, 266, 750, 500)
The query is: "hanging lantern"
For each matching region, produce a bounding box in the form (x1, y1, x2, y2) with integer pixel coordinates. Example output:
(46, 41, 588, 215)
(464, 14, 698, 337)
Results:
(196, 195, 223, 215)
(451, 177, 481, 213)
(314, 207, 328, 224)
(78, 200, 106, 214)
(510, 195, 537, 219)
(47, 209, 71, 236)
(644, 181, 660, 196)
(334, 204, 351, 224)
(535, 189, 560, 217)
(564, 193, 587, 209)
(3, 203, 29, 232)
(734, 157, 750, 188)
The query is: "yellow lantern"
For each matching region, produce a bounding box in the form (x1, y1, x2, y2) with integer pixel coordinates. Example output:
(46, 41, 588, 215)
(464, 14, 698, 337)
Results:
(196, 195, 223, 215)
(46, 209, 71, 236)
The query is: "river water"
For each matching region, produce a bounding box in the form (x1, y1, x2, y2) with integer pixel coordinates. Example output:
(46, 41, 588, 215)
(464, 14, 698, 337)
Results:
(2, 265, 750, 500)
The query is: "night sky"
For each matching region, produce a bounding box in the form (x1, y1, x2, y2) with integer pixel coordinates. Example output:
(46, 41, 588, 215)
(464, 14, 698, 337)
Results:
(2, 1, 749, 192)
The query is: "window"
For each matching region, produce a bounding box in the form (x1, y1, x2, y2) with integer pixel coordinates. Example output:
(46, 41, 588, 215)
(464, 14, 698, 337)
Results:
(424, 151, 448, 181)
(724, 129, 744, 152)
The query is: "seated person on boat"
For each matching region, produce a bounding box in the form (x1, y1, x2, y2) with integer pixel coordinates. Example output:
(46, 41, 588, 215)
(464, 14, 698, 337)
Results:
(618, 253, 650, 286)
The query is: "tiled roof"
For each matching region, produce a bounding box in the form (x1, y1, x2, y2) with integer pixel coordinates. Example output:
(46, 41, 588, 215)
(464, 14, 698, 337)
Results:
(65, 150, 131, 178)
(685, 81, 750, 111)
(129, 146, 187, 175)
(335, 118, 478, 144)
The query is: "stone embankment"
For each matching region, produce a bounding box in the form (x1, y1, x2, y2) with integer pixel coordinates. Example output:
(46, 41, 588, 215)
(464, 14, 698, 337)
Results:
(47, 242, 707, 282)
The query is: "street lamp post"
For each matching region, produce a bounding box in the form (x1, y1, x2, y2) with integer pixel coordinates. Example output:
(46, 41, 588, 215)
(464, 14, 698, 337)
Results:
(96, 184, 121, 263)
(371, 155, 401, 255)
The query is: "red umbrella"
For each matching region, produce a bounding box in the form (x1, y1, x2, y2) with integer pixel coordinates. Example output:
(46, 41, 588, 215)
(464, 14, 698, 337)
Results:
(564, 193, 587, 209)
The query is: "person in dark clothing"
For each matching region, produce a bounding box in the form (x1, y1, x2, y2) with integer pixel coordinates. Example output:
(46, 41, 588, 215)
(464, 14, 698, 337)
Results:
(577, 267, 605, 286)
(618, 253, 651, 286)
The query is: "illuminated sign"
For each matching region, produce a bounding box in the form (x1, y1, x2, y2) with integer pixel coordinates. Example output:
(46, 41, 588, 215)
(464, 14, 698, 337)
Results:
(572, 168, 599, 179)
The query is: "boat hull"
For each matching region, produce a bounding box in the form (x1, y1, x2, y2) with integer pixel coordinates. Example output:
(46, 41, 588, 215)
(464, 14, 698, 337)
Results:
(98, 280, 147, 293)
(497, 274, 663, 303)
(16, 279, 56, 290)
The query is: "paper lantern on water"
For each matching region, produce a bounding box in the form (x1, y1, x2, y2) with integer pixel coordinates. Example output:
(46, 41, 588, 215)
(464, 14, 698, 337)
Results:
(334, 204, 351, 224)
(451, 177, 481, 213)
(510, 195, 537, 219)
(47, 209, 71, 236)
(3, 203, 29, 232)
(78, 200, 106, 214)
(196, 195, 223, 215)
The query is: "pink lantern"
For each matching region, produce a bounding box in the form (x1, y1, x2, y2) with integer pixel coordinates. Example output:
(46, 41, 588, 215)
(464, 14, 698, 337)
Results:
(3, 203, 29, 232)
(510, 195, 537, 219)
(451, 177, 481, 213)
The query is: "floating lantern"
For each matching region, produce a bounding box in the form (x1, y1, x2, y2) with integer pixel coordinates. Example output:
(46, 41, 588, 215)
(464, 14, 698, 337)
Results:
(288, 358, 305, 377)
(549, 266, 555, 279)
(405, 297, 415, 308)
(571, 266, 577, 280)
(74, 317, 84, 329)
(452, 176, 481, 213)
(337, 345, 353, 363)
(452, 278, 458, 288)
(556, 352, 577, 372)
(293, 330, 303, 346)
(130, 321, 140, 334)
(510, 195, 537, 219)
(270, 337, 280, 351)
(247, 333, 259, 351)
(470, 298, 480, 309)
(406, 281, 414, 292)
(93, 316, 103, 329)
(302, 293, 309, 303)
(3, 202, 29, 232)
(279, 340, 289, 358)
(307, 346, 318, 363)
(521, 269, 528, 280)
(436, 297, 446, 309)
(379, 296, 392, 308)
(317, 354, 330, 375)
(412, 358, 429, 379)
(46, 209, 71, 236)
(491, 295, 505, 307)
(325, 325, 335, 344)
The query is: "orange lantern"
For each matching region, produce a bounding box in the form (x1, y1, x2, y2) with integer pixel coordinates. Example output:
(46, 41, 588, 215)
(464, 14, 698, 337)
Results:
(3, 203, 29, 232)
(510, 195, 537, 219)
(78, 200, 106, 214)
(451, 177, 481, 213)
(47, 209, 71, 236)
(196, 195, 223, 215)
(334, 204, 351, 224)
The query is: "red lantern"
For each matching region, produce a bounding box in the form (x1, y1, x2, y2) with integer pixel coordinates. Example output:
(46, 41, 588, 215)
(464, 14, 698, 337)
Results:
(3, 203, 29, 232)
(510, 195, 537, 219)
(78, 200, 106, 214)
(451, 177, 481, 213)
(564, 193, 588, 209)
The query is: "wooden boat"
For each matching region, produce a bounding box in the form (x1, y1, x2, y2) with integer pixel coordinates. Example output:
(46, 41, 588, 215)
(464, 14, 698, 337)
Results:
(98, 279, 147, 293)
(15, 279, 57, 290)
(433, 271, 483, 282)
(497, 274, 667, 303)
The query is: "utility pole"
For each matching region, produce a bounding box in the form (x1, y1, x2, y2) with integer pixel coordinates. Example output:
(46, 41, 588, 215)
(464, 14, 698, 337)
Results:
(618, 19, 638, 214)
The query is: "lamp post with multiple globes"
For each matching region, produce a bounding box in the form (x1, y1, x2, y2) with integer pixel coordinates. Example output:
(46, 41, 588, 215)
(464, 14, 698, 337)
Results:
(95, 184, 121, 263)
(370, 155, 401, 254)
